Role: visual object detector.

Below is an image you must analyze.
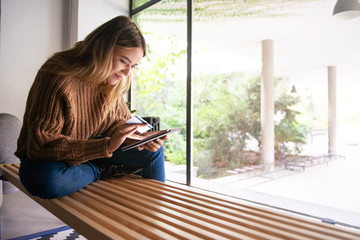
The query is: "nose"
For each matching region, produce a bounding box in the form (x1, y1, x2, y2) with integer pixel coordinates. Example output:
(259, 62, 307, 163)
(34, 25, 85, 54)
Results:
(122, 65, 131, 77)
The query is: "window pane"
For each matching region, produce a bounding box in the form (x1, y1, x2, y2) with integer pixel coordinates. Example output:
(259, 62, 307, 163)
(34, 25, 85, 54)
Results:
(132, 0, 152, 10)
(192, 0, 360, 228)
(133, 0, 187, 184)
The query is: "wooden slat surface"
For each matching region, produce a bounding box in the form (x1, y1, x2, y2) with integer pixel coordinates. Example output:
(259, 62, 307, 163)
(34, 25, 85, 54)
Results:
(1, 163, 360, 240)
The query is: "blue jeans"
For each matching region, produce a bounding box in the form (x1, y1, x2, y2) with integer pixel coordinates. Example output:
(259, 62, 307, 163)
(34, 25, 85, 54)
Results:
(19, 146, 165, 199)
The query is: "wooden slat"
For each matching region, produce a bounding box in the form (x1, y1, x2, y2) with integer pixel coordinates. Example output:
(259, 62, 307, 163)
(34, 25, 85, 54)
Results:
(120, 176, 360, 239)
(151, 180, 358, 239)
(72, 190, 186, 240)
(103, 178, 337, 240)
(120, 177, 360, 240)
(56, 196, 151, 240)
(0, 164, 131, 240)
(85, 183, 236, 240)
(89, 181, 284, 240)
(1, 163, 360, 240)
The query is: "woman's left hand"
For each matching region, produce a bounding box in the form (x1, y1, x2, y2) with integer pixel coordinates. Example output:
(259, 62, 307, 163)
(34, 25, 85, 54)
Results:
(136, 132, 168, 152)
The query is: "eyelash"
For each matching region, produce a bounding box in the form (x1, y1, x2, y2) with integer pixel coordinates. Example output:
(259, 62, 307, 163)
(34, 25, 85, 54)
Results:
(120, 59, 137, 69)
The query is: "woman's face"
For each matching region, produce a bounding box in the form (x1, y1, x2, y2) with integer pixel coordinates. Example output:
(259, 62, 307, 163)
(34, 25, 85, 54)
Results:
(107, 47, 144, 86)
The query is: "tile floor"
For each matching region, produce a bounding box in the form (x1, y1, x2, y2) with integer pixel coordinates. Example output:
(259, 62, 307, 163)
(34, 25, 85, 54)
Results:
(1, 190, 64, 239)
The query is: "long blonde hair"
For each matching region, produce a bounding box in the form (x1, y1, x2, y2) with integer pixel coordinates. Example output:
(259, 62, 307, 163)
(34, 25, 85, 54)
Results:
(46, 16, 146, 107)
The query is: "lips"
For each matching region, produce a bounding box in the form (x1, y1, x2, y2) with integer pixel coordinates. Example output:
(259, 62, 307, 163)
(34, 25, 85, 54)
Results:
(115, 74, 123, 80)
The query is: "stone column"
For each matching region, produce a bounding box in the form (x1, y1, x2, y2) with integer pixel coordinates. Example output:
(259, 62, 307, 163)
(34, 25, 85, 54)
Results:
(261, 39, 275, 167)
(328, 66, 337, 155)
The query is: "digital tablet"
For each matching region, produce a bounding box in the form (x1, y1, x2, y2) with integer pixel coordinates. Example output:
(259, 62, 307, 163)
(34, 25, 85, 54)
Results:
(121, 127, 182, 151)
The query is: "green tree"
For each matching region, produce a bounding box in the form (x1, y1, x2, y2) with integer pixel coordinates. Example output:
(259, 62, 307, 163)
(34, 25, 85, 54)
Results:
(135, 34, 187, 165)
(193, 72, 309, 178)
(134, 32, 311, 179)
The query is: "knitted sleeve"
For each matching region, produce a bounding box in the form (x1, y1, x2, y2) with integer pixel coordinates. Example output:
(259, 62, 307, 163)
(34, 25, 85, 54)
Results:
(24, 70, 112, 165)
(102, 97, 132, 137)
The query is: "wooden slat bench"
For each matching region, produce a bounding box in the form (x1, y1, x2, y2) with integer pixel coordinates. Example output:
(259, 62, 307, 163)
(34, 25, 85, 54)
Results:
(1, 163, 360, 240)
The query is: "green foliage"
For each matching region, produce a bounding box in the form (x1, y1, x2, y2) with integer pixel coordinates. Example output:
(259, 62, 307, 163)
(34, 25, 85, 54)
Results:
(135, 33, 187, 165)
(134, 0, 323, 22)
(164, 132, 186, 165)
(132, 0, 153, 10)
(274, 87, 309, 156)
(134, 33, 311, 179)
(192, 73, 310, 178)
(126, 102, 137, 114)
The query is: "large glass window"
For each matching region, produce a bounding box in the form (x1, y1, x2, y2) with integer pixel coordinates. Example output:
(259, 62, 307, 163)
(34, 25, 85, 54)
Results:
(132, 0, 188, 184)
(131, 0, 153, 10)
(132, 0, 360, 229)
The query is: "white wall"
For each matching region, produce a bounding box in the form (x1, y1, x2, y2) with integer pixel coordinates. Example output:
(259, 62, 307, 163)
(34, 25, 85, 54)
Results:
(0, 0, 129, 121)
(0, 0, 68, 120)
(78, 0, 129, 41)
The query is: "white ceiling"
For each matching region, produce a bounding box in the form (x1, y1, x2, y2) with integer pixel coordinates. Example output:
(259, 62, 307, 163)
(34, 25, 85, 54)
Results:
(191, 0, 360, 85)
(140, 0, 360, 87)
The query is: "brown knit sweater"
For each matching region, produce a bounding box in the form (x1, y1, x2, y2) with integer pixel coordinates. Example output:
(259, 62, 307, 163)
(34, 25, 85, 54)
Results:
(15, 60, 131, 165)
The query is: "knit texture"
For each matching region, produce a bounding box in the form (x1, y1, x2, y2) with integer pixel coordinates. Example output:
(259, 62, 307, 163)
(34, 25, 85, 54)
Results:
(15, 60, 131, 165)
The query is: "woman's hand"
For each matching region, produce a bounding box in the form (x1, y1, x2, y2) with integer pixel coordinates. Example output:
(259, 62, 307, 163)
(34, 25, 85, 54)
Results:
(107, 124, 147, 153)
(136, 131, 168, 152)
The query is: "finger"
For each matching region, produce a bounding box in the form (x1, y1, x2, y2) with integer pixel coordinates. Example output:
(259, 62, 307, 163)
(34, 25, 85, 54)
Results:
(160, 135, 168, 141)
(141, 142, 155, 152)
(148, 140, 161, 151)
(115, 126, 138, 142)
(142, 131, 160, 137)
(153, 138, 164, 146)
(114, 125, 136, 135)
(124, 127, 139, 137)
(126, 123, 148, 128)
(108, 126, 139, 153)
(118, 123, 145, 132)
(127, 133, 145, 140)
(143, 144, 157, 152)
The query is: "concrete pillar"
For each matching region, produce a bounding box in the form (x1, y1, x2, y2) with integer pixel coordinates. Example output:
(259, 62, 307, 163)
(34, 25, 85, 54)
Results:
(261, 39, 275, 166)
(328, 66, 337, 155)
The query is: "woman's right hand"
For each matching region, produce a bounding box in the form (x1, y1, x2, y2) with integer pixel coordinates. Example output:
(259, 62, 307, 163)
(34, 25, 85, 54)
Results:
(107, 124, 146, 153)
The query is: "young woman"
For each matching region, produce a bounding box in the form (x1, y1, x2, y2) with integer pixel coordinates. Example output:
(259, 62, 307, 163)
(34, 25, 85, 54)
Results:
(15, 16, 167, 199)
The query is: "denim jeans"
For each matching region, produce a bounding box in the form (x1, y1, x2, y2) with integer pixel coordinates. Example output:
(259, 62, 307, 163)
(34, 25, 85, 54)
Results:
(19, 146, 165, 199)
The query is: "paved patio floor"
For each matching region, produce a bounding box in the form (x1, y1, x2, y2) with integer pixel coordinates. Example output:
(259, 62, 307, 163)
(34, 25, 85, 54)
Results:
(167, 145, 360, 230)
